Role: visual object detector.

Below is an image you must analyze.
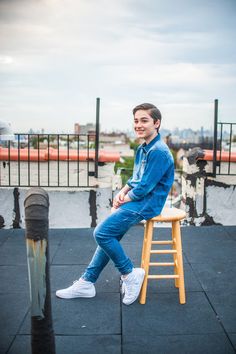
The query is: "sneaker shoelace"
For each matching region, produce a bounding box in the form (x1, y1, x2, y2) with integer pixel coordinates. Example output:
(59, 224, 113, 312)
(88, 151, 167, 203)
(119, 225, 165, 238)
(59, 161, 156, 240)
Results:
(72, 280, 80, 286)
(122, 277, 137, 296)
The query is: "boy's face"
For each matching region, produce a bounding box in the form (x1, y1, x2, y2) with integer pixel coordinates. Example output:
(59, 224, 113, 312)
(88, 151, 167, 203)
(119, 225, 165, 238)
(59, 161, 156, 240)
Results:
(134, 109, 160, 143)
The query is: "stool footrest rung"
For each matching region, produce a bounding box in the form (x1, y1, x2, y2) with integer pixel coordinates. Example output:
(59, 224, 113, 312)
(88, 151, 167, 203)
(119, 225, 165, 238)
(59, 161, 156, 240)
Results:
(151, 240, 173, 245)
(149, 262, 175, 266)
(147, 274, 179, 279)
(150, 250, 177, 254)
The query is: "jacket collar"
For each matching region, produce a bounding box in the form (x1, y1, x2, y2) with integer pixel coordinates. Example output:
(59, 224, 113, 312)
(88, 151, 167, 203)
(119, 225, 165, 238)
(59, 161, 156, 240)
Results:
(142, 133, 161, 153)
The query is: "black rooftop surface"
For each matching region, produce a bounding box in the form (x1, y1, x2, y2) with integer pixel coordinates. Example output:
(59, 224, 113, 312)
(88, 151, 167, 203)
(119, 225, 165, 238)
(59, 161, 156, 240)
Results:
(0, 225, 236, 354)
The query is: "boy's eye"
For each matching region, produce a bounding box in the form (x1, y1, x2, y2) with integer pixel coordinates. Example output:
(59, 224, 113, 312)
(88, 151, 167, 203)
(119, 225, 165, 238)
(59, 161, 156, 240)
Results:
(134, 119, 148, 123)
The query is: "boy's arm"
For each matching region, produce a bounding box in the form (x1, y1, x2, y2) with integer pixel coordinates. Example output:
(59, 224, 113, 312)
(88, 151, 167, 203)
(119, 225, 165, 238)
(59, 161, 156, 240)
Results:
(127, 150, 173, 201)
(112, 147, 141, 209)
(113, 184, 131, 209)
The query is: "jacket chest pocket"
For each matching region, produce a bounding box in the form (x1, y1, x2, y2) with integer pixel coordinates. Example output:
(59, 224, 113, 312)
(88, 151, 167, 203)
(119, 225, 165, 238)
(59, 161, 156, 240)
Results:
(140, 159, 146, 177)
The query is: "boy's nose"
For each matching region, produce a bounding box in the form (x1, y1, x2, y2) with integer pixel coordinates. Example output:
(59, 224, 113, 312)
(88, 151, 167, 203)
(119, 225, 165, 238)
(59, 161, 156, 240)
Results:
(136, 121, 142, 127)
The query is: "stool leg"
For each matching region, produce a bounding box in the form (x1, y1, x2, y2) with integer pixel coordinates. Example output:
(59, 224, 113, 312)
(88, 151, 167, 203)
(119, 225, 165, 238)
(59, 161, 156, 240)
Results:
(172, 222, 179, 288)
(172, 221, 186, 304)
(139, 220, 153, 304)
(140, 221, 148, 268)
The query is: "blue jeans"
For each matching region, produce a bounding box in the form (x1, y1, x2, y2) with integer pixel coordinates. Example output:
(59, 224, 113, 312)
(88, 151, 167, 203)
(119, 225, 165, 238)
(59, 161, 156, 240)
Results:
(81, 208, 143, 283)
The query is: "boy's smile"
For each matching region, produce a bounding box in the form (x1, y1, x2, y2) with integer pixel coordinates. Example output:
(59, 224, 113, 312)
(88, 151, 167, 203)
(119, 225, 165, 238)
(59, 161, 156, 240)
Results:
(134, 109, 160, 144)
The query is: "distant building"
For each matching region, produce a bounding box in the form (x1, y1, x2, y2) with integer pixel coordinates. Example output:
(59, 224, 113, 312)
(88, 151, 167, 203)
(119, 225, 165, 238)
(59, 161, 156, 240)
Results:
(99, 132, 133, 157)
(74, 123, 96, 135)
(74, 123, 80, 134)
(100, 132, 128, 144)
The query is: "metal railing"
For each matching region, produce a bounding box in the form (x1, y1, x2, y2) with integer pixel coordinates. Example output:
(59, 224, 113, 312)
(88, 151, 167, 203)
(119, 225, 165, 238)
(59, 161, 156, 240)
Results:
(0, 133, 98, 187)
(212, 99, 236, 176)
(216, 122, 236, 175)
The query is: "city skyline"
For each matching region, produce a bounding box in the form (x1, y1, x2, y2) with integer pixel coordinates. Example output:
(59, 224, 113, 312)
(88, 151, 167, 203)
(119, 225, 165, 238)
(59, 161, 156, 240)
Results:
(21, 124, 226, 141)
(0, 0, 236, 134)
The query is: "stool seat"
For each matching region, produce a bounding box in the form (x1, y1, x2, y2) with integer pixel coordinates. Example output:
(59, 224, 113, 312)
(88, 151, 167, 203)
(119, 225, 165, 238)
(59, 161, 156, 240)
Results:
(150, 207, 186, 222)
(140, 207, 186, 305)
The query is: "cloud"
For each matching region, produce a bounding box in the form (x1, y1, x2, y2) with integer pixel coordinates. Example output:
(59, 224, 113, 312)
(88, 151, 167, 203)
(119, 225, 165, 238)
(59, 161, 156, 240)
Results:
(0, 55, 14, 64)
(0, 0, 235, 133)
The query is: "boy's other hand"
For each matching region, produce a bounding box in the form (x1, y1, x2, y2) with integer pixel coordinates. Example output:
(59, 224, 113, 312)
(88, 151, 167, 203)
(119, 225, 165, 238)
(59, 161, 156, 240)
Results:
(113, 191, 131, 209)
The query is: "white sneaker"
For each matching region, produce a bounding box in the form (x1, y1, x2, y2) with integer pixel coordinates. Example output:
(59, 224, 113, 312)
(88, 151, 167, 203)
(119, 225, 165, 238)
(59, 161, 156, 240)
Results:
(56, 278, 96, 299)
(121, 268, 145, 305)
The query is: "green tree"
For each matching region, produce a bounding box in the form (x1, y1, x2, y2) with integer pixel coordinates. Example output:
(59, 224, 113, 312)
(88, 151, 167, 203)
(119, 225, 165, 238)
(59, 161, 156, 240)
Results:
(130, 141, 139, 151)
(114, 157, 134, 186)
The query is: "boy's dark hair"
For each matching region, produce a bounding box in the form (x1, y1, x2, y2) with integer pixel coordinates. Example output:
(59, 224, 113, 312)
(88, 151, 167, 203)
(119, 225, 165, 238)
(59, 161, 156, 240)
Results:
(132, 103, 162, 123)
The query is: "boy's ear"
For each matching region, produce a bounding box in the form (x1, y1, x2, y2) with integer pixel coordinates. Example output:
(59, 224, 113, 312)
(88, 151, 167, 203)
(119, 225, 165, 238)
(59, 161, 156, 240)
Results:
(155, 119, 161, 129)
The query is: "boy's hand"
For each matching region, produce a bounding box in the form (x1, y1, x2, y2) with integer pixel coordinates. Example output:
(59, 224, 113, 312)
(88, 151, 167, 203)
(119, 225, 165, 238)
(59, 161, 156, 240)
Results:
(113, 192, 123, 208)
(123, 194, 132, 203)
(113, 191, 131, 209)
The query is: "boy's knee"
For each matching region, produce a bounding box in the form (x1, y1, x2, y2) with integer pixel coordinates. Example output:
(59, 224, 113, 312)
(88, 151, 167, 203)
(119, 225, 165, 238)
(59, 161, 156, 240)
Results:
(93, 227, 102, 244)
(93, 227, 109, 247)
(93, 227, 98, 241)
(94, 234, 103, 246)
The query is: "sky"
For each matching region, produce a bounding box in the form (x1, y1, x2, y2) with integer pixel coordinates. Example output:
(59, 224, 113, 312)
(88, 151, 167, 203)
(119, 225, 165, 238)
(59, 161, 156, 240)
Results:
(0, 0, 236, 134)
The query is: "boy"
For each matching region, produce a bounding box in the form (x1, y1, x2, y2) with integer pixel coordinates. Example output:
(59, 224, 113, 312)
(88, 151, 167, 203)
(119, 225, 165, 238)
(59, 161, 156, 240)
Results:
(56, 103, 174, 305)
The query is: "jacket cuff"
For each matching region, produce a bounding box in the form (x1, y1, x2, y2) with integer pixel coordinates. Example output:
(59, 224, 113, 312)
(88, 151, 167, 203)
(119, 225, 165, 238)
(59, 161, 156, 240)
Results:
(126, 180, 133, 188)
(127, 189, 140, 201)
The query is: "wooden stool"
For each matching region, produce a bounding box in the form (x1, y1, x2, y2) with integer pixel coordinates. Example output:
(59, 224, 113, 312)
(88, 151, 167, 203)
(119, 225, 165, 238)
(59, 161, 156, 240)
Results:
(139, 207, 186, 305)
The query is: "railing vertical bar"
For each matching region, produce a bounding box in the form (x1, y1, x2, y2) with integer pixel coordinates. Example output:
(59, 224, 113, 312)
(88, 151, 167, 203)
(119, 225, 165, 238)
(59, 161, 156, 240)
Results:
(57, 135, 60, 187)
(87, 135, 89, 187)
(47, 135, 50, 187)
(0, 149, 1, 186)
(18, 134, 21, 186)
(67, 135, 70, 187)
(8, 139, 11, 186)
(95, 97, 100, 178)
(77, 134, 80, 187)
(219, 123, 223, 175)
(38, 135, 40, 186)
(228, 123, 233, 175)
(213, 99, 218, 177)
(28, 134, 30, 186)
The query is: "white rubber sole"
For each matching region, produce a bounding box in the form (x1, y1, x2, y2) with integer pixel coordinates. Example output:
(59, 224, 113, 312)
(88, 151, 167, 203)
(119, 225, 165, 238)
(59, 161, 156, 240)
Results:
(56, 290, 96, 299)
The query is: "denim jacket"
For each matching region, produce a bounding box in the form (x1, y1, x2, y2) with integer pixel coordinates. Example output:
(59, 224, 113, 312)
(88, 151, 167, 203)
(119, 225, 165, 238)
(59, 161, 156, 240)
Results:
(120, 133, 174, 219)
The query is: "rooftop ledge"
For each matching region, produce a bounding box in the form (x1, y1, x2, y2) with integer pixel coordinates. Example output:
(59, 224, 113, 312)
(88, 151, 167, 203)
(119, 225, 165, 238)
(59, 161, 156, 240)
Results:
(186, 148, 236, 165)
(0, 147, 120, 163)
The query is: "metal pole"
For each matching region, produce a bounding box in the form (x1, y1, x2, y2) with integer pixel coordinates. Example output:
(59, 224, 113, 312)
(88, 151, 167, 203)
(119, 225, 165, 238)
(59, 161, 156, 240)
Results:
(95, 97, 100, 178)
(24, 187, 56, 354)
(213, 99, 218, 177)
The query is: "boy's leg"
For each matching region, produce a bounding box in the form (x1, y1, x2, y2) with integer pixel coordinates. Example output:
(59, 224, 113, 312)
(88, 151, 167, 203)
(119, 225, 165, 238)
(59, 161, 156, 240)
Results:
(91, 208, 145, 305)
(81, 245, 110, 283)
(82, 208, 143, 282)
(92, 208, 143, 275)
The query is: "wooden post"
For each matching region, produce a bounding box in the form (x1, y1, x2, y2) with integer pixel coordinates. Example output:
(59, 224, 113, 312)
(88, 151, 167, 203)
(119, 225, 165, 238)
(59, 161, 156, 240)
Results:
(24, 187, 56, 354)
